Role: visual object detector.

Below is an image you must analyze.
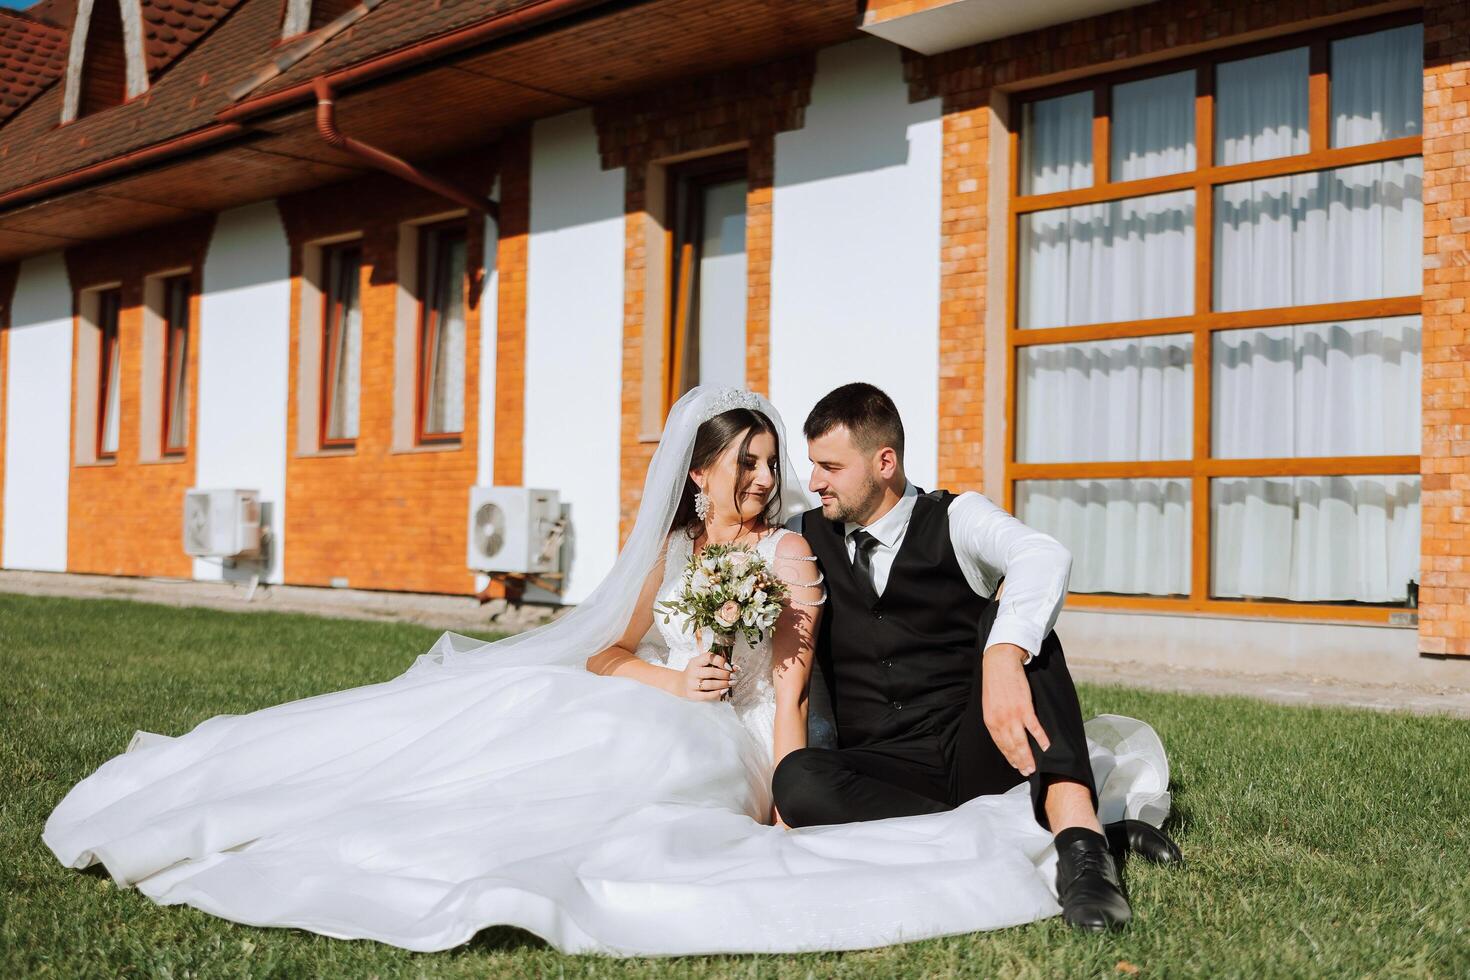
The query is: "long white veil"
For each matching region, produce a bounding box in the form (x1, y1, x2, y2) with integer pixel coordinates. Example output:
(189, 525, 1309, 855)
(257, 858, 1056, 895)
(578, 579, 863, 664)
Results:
(405, 385, 816, 676)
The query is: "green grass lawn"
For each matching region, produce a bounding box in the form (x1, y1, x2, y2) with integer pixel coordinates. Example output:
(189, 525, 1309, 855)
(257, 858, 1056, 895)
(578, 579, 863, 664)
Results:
(2, 591, 1468, 979)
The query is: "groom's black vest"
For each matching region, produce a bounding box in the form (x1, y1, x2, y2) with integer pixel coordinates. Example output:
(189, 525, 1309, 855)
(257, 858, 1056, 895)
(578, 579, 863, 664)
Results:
(801, 490, 993, 748)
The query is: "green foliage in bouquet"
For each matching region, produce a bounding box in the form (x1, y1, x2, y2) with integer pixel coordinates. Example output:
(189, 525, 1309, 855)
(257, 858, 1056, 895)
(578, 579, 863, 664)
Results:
(656, 542, 790, 651)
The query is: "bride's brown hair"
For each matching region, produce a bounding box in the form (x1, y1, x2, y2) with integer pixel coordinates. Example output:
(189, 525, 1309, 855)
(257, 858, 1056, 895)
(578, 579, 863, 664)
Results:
(670, 408, 785, 540)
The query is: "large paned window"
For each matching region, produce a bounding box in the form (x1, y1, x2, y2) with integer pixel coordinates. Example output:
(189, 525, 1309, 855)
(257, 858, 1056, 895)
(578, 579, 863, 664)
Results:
(665, 153, 749, 412)
(1008, 17, 1423, 618)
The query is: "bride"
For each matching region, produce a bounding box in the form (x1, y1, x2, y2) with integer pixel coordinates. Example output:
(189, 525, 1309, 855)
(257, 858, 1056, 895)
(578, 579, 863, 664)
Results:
(43, 386, 1171, 956)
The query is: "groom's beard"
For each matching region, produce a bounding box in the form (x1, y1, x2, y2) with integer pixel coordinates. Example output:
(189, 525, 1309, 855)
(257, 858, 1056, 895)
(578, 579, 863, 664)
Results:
(820, 474, 884, 525)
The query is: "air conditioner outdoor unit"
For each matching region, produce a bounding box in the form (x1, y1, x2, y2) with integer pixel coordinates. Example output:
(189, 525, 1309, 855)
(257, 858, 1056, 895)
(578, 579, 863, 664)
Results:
(183, 488, 262, 558)
(467, 487, 562, 574)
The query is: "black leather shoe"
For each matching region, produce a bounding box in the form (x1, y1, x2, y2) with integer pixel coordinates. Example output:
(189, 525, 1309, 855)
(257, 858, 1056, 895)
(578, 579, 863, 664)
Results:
(1056, 833, 1132, 932)
(1105, 819, 1184, 866)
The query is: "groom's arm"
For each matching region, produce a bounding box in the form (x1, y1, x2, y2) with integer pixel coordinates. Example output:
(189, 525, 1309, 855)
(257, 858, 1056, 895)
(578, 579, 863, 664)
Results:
(948, 491, 1072, 665)
(948, 491, 1073, 777)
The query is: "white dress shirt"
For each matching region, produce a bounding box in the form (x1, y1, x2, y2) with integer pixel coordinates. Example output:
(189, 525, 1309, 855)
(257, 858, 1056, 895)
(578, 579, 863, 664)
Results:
(841, 482, 1073, 665)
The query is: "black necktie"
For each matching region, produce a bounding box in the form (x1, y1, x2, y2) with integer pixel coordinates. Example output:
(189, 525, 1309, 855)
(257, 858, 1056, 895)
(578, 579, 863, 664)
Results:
(849, 529, 880, 603)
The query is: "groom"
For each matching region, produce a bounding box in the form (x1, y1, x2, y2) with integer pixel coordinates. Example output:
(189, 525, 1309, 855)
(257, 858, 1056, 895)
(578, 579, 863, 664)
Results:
(774, 383, 1179, 931)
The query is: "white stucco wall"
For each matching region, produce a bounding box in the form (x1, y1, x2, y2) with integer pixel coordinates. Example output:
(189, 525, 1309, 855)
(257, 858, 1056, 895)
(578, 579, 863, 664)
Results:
(770, 37, 943, 488)
(524, 109, 626, 603)
(194, 202, 292, 584)
(3, 253, 73, 571)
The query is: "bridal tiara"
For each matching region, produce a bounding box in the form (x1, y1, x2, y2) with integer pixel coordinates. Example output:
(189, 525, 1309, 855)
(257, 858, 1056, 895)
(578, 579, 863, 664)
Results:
(704, 387, 764, 417)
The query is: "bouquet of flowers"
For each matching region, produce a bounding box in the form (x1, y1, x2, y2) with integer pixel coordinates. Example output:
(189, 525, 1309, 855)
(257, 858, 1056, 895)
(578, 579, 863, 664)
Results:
(657, 542, 789, 679)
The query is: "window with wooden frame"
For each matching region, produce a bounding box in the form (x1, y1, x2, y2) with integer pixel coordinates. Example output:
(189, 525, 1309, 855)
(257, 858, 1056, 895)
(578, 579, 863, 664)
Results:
(160, 273, 191, 456)
(319, 242, 363, 450)
(415, 220, 468, 444)
(95, 287, 122, 460)
(664, 152, 749, 415)
(1006, 15, 1423, 622)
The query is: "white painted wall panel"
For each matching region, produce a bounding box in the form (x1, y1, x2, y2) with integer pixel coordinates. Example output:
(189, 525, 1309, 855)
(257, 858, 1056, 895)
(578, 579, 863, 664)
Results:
(195, 202, 291, 584)
(524, 109, 626, 603)
(770, 38, 943, 489)
(3, 253, 73, 571)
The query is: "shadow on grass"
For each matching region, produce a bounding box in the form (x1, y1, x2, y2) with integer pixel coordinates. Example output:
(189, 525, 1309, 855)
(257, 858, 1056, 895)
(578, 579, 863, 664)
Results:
(456, 925, 550, 955)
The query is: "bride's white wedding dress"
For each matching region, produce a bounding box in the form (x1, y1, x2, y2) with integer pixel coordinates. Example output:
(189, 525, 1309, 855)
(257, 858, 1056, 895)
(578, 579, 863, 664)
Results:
(42, 386, 1172, 956)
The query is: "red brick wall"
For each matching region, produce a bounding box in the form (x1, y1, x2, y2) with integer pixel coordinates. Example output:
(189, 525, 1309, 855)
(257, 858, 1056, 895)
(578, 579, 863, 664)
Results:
(862, 0, 956, 28)
(493, 128, 530, 488)
(935, 94, 988, 492)
(593, 56, 815, 542)
(1419, 0, 1470, 656)
(63, 217, 215, 578)
(274, 150, 498, 594)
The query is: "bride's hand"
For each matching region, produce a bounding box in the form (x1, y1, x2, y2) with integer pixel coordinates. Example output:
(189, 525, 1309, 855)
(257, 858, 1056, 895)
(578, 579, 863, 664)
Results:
(676, 650, 736, 701)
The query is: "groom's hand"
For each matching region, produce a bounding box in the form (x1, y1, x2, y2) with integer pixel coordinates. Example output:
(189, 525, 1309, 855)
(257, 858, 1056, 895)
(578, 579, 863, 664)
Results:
(981, 643, 1051, 777)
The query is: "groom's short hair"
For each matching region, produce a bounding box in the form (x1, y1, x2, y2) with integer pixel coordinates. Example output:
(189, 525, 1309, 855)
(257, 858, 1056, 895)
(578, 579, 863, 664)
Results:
(804, 383, 905, 460)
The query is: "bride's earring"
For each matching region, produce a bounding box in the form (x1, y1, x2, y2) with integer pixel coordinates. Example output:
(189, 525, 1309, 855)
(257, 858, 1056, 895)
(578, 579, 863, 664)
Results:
(694, 488, 711, 521)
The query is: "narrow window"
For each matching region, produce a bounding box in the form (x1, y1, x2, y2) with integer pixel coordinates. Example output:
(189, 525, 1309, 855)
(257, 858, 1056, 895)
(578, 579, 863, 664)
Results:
(416, 222, 467, 443)
(320, 243, 362, 448)
(665, 153, 748, 412)
(96, 288, 121, 459)
(161, 274, 191, 455)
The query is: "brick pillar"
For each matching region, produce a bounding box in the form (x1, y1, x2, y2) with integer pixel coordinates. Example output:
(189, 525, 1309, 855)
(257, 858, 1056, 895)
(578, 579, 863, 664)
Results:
(936, 88, 989, 492)
(494, 127, 531, 487)
(745, 136, 775, 399)
(1420, 0, 1470, 656)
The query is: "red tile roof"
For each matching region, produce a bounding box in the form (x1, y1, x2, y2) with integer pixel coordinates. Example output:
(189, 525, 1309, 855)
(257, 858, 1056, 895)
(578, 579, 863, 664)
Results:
(140, 0, 251, 77)
(249, 0, 547, 99)
(0, 0, 276, 197)
(0, 0, 567, 200)
(0, 8, 70, 125)
(25, 0, 77, 30)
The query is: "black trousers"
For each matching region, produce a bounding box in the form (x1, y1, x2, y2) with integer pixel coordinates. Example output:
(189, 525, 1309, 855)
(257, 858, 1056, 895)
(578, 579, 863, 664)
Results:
(772, 606, 1097, 831)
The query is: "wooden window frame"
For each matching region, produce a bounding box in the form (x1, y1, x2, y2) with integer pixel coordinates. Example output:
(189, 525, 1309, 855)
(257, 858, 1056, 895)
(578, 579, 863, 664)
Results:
(159, 273, 191, 457)
(414, 219, 469, 446)
(95, 287, 122, 461)
(319, 241, 362, 452)
(1004, 10, 1424, 624)
(662, 151, 749, 418)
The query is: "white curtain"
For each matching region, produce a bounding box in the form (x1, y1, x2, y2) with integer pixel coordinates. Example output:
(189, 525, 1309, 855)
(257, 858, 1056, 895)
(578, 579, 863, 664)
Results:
(695, 178, 748, 390)
(101, 333, 121, 456)
(1216, 47, 1309, 165)
(1212, 475, 1420, 602)
(1020, 189, 1194, 328)
(1017, 333, 1192, 462)
(1212, 315, 1421, 458)
(1214, 158, 1422, 310)
(1018, 478, 1192, 595)
(325, 250, 361, 442)
(1022, 91, 1092, 194)
(165, 280, 190, 449)
(1111, 70, 1196, 180)
(426, 235, 467, 435)
(1332, 23, 1423, 148)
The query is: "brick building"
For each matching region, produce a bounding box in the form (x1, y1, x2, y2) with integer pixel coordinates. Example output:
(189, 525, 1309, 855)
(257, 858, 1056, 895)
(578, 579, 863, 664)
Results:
(0, 0, 1464, 681)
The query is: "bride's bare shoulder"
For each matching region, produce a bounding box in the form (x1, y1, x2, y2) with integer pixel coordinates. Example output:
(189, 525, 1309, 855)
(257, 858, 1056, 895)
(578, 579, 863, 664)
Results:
(771, 528, 817, 562)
